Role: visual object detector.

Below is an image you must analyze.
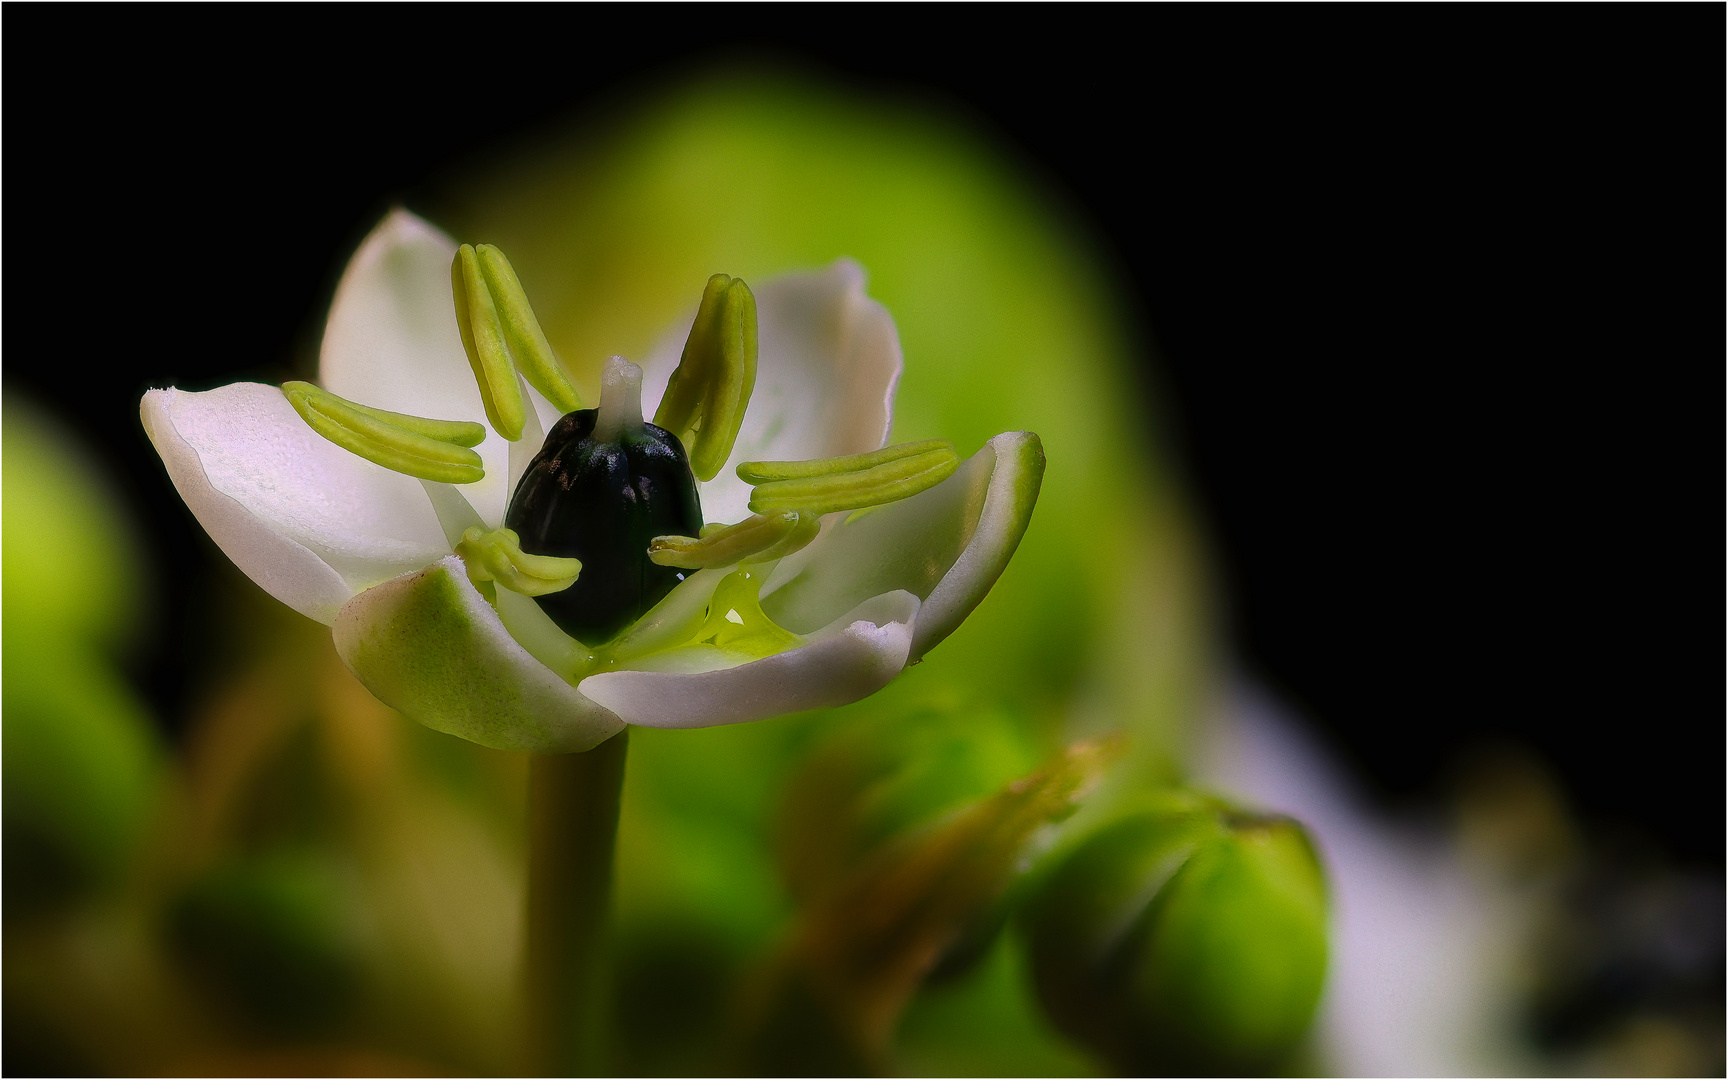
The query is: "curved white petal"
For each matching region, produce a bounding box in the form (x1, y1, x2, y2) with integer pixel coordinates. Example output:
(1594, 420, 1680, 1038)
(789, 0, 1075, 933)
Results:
(579, 590, 919, 729)
(760, 432, 1045, 660)
(142, 383, 449, 625)
(508, 374, 550, 498)
(333, 557, 624, 754)
(318, 209, 511, 527)
(641, 260, 903, 524)
(418, 479, 487, 549)
(523, 379, 566, 443)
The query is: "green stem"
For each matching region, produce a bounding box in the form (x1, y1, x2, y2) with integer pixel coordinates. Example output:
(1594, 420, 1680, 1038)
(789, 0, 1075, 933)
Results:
(526, 728, 629, 1076)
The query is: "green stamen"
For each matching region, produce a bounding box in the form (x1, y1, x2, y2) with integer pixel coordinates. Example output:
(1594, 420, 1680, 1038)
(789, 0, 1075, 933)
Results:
(691, 567, 802, 658)
(452, 244, 528, 440)
(653, 274, 758, 482)
(647, 510, 820, 570)
(474, 245, 585, 415)
(741, 439, 960, 517)
(456, 526, 581, 599)
(282, 381, 485, 484)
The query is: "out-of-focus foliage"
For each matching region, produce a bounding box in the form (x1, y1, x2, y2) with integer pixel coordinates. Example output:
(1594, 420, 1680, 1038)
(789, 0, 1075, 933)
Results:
(9, 64, 1718, 1080)
(169, 851, 363, 1036)
(9, 69, 1225, 1077)
(6, 566, 540, 1074)
(1451, 750, 1728, 1077)
(1022, 790, 1328, 1074)
(3, 399, 165, 911)
(739, 732, 1117, 1074)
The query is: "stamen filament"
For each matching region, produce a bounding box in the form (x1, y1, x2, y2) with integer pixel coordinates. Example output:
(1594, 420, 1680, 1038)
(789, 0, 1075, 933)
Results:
(282, 381, 485, 484)
(744, 440, 959, 517)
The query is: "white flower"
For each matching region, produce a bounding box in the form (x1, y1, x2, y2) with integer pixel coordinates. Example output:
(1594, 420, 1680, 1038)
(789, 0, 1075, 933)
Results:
(141, 211, 1043, 754)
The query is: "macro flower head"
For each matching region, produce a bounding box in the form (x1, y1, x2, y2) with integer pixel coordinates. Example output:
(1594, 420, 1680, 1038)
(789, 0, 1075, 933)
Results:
(143, 211, 1043, 753)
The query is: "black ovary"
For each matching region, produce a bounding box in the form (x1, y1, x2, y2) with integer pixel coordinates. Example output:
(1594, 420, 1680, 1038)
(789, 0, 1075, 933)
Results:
(506, 410, 702, 645)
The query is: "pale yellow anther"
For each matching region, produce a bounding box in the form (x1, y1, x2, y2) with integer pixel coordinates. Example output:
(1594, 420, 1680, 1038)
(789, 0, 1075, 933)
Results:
(455, 526, 581, 599)
(452, 244, 527, 440)
(648, 511, 820, 570)
(652, 274, 758, 482)
(474, 245, 585, 415)
(741, 439, 960, 517)
(282, 381, 485, 484)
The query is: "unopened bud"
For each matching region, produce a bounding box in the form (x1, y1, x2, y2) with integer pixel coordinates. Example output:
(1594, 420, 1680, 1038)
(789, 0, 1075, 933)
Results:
(1022, 791, 1328, 1075)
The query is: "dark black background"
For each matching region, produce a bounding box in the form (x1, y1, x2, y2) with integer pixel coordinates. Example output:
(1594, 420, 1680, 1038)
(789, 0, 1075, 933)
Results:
(6, 9, 1721, 862)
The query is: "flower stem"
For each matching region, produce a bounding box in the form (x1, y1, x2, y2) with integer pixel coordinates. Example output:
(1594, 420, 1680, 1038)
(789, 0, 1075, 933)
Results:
(526, 728, 628, 1076)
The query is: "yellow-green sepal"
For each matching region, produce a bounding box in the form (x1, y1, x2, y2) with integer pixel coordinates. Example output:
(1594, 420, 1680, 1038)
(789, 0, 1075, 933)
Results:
(332, 557, 623, 754)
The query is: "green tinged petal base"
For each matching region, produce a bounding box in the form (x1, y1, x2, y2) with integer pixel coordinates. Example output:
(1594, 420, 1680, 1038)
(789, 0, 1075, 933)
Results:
(332, 556, 623, 753)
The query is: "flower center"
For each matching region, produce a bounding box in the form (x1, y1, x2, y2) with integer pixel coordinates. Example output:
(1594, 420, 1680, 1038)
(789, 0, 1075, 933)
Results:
(277, 246, 965, 654)
(506, 358, 704, 645)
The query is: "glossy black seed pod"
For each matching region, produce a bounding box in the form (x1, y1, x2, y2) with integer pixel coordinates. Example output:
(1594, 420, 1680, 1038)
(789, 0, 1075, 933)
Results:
(506, 410, 703, 644)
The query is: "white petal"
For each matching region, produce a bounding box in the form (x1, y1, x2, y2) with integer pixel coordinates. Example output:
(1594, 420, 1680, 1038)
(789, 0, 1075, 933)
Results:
(578, 591, 919, 729)
(509, 375, 549, 497)
(418, 479, 487, 549)
(142, 383, 449, 625)
(333, 557, 624, 754)
(760, 432, 1045, 660)
(641, 260, 903, 524)
(523, 379, 566, 441)
(317, 209, 511, 526)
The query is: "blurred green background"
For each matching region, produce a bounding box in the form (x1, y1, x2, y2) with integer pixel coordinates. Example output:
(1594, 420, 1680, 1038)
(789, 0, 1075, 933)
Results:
(5, 11, 1722, 1078)
(8, 69, 1219, 1076)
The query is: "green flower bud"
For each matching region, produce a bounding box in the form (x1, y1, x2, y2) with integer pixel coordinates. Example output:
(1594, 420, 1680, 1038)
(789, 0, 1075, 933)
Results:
(1022, 791, 1328, 1075)
(776, 704, 1042, 910)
